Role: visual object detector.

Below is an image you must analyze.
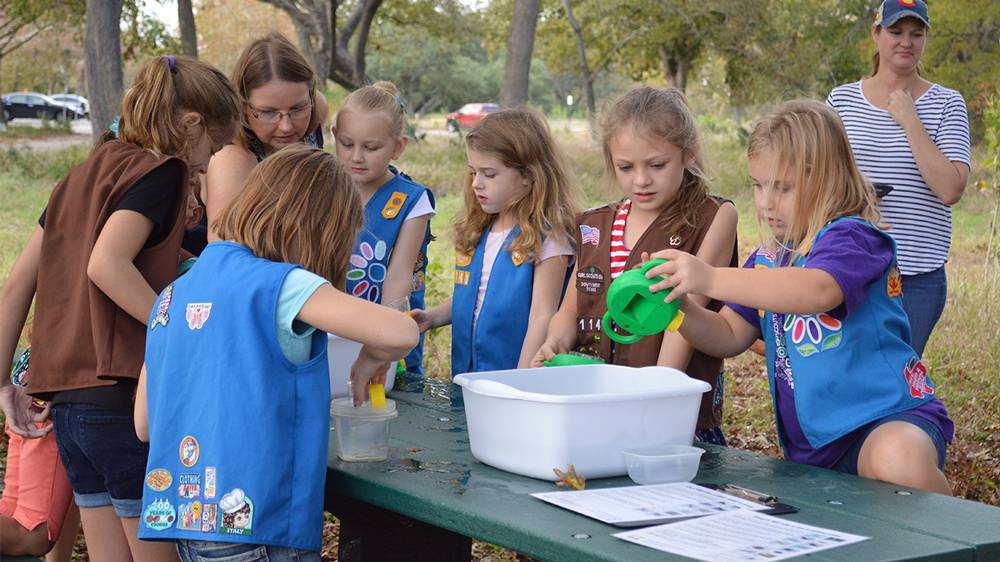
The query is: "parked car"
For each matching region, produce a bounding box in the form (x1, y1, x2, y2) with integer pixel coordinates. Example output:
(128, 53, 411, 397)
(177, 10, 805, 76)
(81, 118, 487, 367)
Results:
(51, 94, 89, 117)
(2, 92, 80, 121)
(446, 103, 500, 132)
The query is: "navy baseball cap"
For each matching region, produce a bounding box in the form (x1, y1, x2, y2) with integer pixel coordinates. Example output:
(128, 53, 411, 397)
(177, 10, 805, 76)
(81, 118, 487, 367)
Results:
(875, 0, 930, 28)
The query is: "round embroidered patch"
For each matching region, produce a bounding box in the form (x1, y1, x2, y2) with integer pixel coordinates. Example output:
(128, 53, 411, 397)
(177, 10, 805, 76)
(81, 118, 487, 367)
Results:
(179, 435, 199, 468)
(145, 469, 173, 492)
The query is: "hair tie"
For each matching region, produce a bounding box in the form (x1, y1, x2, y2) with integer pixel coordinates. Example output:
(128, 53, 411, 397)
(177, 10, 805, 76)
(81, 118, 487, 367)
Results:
(395, 95, 407, 113)
(165, 55, 176, 73)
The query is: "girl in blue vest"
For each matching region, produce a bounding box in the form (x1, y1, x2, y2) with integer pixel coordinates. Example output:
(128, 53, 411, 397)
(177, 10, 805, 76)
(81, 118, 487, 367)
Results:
(413, 109, 580, 375)
(645, 100, 953, 494)
(134, 146, 419, 560)
(333, 81, 434, 385)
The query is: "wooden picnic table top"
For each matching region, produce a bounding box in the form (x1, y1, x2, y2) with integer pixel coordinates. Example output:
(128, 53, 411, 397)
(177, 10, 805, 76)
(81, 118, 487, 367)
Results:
(325, 380, 1000, 562)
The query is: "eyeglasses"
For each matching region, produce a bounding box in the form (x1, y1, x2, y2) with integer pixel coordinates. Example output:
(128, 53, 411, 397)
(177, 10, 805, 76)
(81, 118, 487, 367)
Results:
(247, 103, 312, 124)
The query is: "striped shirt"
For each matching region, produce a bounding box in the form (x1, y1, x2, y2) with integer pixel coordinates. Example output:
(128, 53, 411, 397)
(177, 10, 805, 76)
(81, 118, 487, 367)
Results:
(609, 200, 631, 278)
(827, 81, 971, 275)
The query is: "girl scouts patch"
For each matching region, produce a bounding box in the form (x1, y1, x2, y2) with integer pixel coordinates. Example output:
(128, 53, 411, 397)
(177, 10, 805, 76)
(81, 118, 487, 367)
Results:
(904, 357, 934, 399)
(152, 285, 173, 329)
(177, 501, 202, 531)
(205, 467, 217, 499)
(348, 240, 388, 302)
(178, 474, 201, 498)
(511, 251, 525, 267)
(179, 436, 199, 467)
(381, 191, 408, 219)
(784, 312, 842, 357)
(145, 469, 173, 492)
(219, 488, 253, 536)
(186, 303, 212, 330)
(456, 252, 472, 267)
(887, 267, 903, 298)
(143, 498, 176, 531)
(454, 270, 470, 286)
(202, 503, 218, 532)
(669, 234, 682, 247)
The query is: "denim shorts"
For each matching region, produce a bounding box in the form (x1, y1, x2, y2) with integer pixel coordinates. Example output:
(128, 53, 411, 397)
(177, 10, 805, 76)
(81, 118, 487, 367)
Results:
(831, 412, 948, 475)
(52, 403, 149, 517)
(177, 540, 321, 562)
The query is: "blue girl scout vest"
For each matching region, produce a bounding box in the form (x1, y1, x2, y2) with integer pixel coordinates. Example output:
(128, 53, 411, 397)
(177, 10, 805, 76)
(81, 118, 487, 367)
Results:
(140, 242, 330, 551)
(346, 170, 434, 378)
(757, 217, 935, 449)
(451, 226, 534, 375)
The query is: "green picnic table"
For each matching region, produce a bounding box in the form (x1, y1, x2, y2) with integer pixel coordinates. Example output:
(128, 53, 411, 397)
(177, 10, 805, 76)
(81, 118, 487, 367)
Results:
(325, 380, 1000, 561)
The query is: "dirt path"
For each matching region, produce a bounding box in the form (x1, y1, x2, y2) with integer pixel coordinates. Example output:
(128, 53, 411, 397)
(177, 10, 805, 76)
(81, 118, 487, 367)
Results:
(0, 133, 90, 152)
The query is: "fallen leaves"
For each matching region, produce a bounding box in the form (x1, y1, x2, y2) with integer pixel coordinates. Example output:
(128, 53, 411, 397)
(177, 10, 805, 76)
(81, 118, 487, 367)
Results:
(553, 464, 586, 490)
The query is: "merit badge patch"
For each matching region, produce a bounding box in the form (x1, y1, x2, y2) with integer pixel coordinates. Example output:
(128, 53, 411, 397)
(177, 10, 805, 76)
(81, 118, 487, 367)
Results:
(143, 498, 176, 531)
(455, 252, 472, 268)
(179, 436, 199, 468)
(784, 312, 842, 357)
(201, 503, 218, 532)
(887, 267, 903, 298)
(177, 501, 202, 531)
(219, 488, 253, 536)
(10, 347, 29, 387)
(454, 269, 470, 286)
(381, 191, 408, 219)
(186, 303, 212, 330)
(669, 234, 683, 247)
(576, 265, 606, 295)
(152, 285, 173, 329)
(178, 473, 201, 499)
(580, 224, 600, 246)
(145, 469, 173, 492)
(204, 467, 217, 499)
(904, 357, 934, 399)
(511, 250, 525, 267)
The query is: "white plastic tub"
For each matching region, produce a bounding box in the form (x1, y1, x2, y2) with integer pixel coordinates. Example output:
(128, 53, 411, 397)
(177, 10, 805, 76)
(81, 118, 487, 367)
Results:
(328, 335, 396, 399)
(453, 365, 710, 481)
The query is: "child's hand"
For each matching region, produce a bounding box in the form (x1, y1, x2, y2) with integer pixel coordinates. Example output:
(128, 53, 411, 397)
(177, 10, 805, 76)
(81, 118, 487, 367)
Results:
(349, 347, 389, 406)
(530, 338, 568, 368)
(0, 385, 52, 438)
(409, 309, 434, 333)
(644, 249, 715, 303)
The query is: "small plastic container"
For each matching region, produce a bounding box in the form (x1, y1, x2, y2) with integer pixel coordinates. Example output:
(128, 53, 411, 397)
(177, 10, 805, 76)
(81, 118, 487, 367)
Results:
(330, 398, 398, 462)
(623, 444, 704, 484)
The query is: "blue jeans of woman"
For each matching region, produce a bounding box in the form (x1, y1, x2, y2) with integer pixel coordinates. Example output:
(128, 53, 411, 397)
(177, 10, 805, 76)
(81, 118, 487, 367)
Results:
(900, 266, 947, 357)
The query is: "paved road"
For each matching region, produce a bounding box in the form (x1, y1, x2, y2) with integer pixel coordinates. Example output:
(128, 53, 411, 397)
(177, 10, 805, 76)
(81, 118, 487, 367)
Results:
(0, 117, 92, 152)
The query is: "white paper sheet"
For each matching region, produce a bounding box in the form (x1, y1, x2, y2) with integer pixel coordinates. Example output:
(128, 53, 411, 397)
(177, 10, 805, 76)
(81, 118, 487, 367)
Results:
(614, 510, 869, 561)
(531, 482, 769, 526)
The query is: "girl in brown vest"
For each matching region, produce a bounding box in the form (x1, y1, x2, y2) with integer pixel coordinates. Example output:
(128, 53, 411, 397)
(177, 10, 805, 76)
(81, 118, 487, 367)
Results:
(532, 87, 738, 444)
(0, 55, 240, 561)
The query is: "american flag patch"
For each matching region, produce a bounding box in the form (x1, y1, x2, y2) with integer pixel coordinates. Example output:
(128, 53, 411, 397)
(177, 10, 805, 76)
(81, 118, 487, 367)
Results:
(580, 225, 600, 246)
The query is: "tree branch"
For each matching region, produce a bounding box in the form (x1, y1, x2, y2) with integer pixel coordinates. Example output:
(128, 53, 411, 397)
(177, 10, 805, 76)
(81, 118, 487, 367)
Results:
(352, 0, 381, 84)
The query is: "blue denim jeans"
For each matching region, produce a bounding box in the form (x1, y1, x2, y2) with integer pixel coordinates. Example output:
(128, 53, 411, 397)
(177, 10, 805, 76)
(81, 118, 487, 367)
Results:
(176, 540, 320, 562)
(900, 266, 947, 357)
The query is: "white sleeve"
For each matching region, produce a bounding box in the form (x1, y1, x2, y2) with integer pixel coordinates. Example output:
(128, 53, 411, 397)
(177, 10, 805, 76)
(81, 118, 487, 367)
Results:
(403, 191, 435, 222)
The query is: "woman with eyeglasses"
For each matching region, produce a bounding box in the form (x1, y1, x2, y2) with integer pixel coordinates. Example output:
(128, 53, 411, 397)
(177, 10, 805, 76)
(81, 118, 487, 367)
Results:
(205, 32, 330, 241)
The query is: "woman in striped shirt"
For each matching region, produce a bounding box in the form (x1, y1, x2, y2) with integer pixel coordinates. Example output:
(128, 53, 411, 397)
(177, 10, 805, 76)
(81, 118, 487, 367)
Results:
(827, 0, 971, 356)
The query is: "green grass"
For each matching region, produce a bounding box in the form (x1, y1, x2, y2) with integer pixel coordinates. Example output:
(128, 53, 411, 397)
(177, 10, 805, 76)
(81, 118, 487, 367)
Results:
(0, 121, 72, 138)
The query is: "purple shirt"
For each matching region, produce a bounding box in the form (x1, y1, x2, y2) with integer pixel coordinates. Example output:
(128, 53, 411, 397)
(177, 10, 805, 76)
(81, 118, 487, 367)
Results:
(728, 221, 954, 468)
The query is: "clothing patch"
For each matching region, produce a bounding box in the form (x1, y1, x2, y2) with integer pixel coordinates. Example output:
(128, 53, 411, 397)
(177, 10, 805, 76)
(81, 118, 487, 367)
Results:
(186, 303, 212, 330)
(219, 488, 253, 536)
(143, 498, 176, 531)
(152, 284, 173, 329)
(580, 224, 600, 246)
(201, 503, 218, 532)
(456, 252, 472, 267)
(204, 467, 217, 499)
(177, 501, 202, 531)
(381, 191, 408, 219)
(668, 234, 682, 247)
(145, 469, 173, 492)
(178, 473, 201, 499)
(904, 357, 934, 399)
(576, 265, 606, 295)
(454, 269, 470, 286)
(511, 250, 525, 267)
(784, 312, 842, 357)
(348, 240, 387, 302)
(887, 266, 903, 298)
(179, 436, 199, 468)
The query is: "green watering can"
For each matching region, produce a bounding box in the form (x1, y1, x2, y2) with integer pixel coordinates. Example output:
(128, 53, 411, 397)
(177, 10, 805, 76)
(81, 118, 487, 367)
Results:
(602, 258, 684, 345)
(543, 352, 605, 367)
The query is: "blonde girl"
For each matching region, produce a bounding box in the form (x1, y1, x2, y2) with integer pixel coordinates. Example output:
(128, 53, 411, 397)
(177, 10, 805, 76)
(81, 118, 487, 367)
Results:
(414, 109, 579, 374)
(136, 146, 418, 560)
(0, 54, 241, 561)
(646, 100, 953, 494)
(532, 86, 737, 444)
(333, 81, 434, 381)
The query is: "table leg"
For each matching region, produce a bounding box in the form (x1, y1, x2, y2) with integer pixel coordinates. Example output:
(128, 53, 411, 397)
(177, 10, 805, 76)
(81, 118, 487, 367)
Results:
(330, 493, 472, 562)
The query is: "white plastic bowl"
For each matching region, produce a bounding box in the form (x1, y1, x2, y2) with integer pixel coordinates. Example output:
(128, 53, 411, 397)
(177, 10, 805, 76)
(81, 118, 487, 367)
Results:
(328, 334, 396, 399)
(453, 365, 711, 480)
(623, 444, 705, 484)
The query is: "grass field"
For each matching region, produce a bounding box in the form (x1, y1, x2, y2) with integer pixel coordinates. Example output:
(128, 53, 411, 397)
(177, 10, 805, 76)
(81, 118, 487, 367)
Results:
(0, 123, 996, 559)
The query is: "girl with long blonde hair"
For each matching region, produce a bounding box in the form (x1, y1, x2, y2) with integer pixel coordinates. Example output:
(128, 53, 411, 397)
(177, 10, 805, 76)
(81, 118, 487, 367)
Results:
(135, 145, 418, 560)
(414, 108, 579, 374)
(645, 100, 953, 494)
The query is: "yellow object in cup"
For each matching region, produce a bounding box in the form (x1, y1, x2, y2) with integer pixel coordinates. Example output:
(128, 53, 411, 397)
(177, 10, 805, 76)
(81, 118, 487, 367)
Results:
(369, 383, 387, 409)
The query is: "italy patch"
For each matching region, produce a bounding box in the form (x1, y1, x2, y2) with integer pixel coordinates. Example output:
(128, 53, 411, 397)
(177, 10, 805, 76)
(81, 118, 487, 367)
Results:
(381, 191, 408, 219)
(186, 303, 212, 330)
(219, 488, 253, 536)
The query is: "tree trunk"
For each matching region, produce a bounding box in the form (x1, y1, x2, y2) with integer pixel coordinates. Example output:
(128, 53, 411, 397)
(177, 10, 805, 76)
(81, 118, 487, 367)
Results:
(561, 0, 596, 138)
(178, 0, 198, 58)
(85, 0, 123, 143)
(499, 0, 540, 108)
(657, 44, 690, 93)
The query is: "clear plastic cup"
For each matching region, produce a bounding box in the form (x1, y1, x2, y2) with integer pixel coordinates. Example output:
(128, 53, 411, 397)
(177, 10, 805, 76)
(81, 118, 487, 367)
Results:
(330, 397, 397, 461)
(623, 444, 704, 484)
